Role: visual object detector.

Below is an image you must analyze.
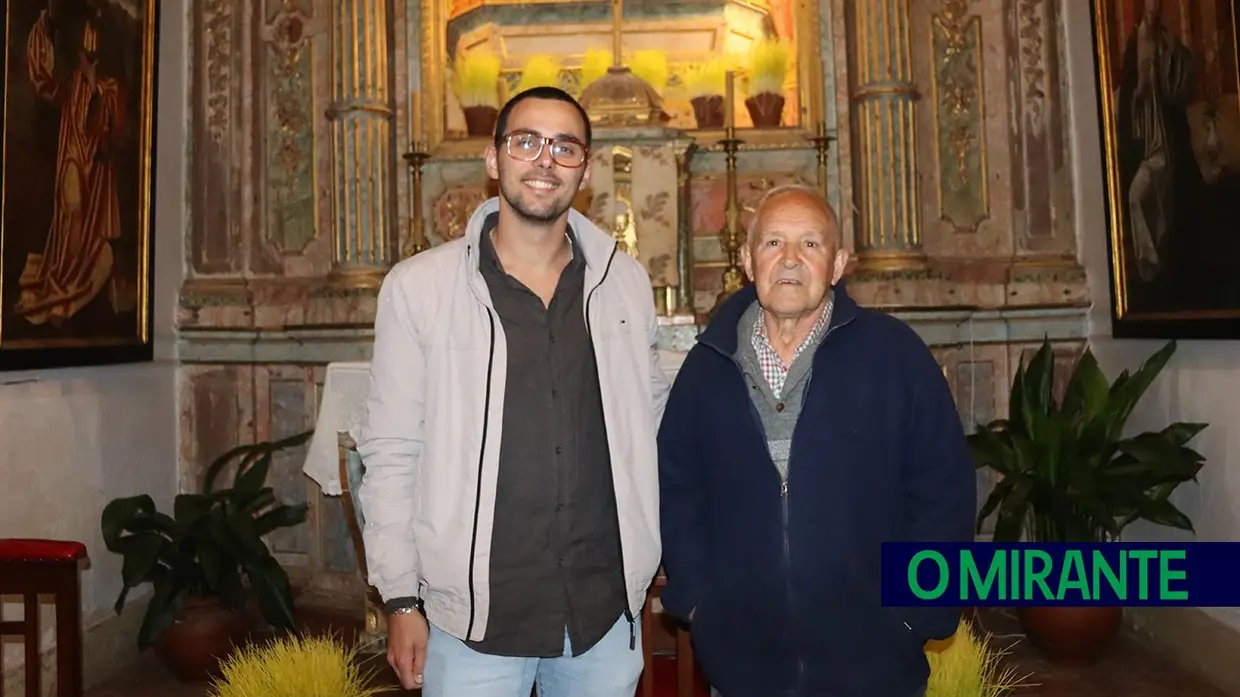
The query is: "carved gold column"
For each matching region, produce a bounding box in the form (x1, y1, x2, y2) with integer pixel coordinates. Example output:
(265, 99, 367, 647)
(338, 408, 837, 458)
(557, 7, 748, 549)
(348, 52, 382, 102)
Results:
(326, 0, 394, 288)
(849, 0, 927, 271)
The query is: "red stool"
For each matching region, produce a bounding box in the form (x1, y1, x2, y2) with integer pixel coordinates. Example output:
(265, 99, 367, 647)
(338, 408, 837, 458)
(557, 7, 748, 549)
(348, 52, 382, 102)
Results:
(0, 539, 88, 697)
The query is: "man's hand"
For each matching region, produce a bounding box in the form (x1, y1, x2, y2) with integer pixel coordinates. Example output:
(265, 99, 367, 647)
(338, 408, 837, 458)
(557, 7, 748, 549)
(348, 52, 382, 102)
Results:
(387, 612, 430, 690)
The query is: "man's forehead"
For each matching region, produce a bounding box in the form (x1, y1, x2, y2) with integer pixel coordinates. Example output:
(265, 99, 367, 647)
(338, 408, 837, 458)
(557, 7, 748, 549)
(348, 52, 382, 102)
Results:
(755, 202, 834, 236)
(507, 100, 586, 141)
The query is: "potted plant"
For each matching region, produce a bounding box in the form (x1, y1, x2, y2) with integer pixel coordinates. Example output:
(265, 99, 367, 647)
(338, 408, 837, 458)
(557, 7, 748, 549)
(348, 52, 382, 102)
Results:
(968, 338, 1206, 666)
(682, 59, 727, 129)
(450, 48, 502, 137)
(102, 431, 313, 682)
(744, 37, 790, 128)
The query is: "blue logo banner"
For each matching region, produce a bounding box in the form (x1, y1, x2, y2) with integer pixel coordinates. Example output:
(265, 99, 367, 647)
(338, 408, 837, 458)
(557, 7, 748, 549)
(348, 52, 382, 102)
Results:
(880, 542, 1240, 607)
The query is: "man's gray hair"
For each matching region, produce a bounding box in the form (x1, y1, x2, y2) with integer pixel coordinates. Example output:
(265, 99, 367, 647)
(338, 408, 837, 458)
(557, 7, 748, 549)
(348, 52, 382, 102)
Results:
(745, 184, 841, 246)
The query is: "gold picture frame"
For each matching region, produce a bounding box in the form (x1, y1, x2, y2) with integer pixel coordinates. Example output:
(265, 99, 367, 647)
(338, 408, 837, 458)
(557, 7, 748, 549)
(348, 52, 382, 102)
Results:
(1093, 0, 1240, 339)
(416, 0, 827, 158)
(0, 0, 158, 370)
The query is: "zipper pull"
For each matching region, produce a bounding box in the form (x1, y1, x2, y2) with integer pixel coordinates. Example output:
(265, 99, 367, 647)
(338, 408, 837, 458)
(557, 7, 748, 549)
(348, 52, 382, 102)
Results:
(628, 615, 636, 650)
(781, 481, 789, 496)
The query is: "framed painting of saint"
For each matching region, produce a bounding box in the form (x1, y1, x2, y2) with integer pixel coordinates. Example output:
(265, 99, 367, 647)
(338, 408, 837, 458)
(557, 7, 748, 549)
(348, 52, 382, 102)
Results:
(0, 0, 158, 370)
(1093, 0, 1240, 339)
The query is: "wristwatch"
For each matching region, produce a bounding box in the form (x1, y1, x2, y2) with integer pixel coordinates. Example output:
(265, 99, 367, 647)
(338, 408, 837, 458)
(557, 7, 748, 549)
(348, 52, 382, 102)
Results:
(384, 596, 426, 616)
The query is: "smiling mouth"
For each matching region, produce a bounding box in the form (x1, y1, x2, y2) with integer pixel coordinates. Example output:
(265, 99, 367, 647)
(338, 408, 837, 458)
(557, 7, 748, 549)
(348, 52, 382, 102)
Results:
(775, 279, 802, 285)
(523, 179, 561, 192)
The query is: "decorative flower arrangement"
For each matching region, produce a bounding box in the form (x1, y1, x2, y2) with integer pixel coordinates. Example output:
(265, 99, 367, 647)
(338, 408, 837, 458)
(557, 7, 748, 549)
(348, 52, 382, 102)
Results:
(207, 633, 380, 697)
(924, 616, 1034, 697)
(450, 48, 502, 137)
(681, 58, 728, 128)
(516, 55, 563, 93)
(745, 37, 791, 128)
(630, 49, 669, 95)
(579, 47, 613, 93)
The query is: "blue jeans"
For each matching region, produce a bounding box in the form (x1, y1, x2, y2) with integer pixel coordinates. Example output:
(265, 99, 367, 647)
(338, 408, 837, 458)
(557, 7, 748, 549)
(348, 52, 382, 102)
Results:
(423, 614, 643, 697)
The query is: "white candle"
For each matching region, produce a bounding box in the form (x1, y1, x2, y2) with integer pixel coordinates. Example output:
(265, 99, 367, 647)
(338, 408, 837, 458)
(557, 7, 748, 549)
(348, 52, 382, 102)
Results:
(412, 92, 422, 145)
(725, 70, 734, 132)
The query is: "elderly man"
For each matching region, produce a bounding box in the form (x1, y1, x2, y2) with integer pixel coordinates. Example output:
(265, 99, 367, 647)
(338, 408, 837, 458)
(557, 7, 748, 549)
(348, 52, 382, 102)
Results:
(657, 185, 976, 697)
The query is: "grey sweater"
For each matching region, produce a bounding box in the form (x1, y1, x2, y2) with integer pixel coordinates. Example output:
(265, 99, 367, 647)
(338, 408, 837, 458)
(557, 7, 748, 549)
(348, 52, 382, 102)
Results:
(735, 297, 833, 481)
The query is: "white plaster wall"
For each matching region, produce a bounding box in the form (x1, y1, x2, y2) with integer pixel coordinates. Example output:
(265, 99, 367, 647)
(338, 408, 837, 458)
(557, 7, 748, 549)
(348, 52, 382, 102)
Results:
(0, 0, 187, 667)
(1063, 1, 1240, 631)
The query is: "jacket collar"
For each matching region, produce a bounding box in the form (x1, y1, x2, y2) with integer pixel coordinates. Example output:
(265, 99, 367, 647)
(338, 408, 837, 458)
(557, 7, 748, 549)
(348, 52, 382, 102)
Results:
(462, 197, 618, 307)
(698, 280, 860, 356)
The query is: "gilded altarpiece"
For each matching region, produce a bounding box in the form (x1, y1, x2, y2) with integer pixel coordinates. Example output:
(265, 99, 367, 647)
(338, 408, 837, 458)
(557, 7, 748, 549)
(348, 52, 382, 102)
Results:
(179, 0, 1092, 608)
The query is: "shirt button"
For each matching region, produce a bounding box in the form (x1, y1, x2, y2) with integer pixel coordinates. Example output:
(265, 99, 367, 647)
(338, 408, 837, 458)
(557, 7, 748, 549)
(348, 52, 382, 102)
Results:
(776, 402, 786, 412)
(555, 446, 564, 455)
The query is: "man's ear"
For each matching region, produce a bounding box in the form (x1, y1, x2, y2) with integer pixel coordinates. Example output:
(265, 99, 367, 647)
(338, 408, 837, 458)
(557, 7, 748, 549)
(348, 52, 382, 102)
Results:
(831, 248, 850, 285)
(484, 145, 499, 180)
(578, 158, 593, 190)
(741, 243, 754, 282)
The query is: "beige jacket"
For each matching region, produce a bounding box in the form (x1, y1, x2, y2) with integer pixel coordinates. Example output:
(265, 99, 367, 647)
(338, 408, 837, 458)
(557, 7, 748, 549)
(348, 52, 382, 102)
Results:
(356, 197, 671, 642)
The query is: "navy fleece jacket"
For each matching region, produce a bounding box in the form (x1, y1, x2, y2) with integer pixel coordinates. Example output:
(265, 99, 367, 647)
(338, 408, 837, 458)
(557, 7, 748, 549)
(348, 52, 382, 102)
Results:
(657, 282, 977, 697)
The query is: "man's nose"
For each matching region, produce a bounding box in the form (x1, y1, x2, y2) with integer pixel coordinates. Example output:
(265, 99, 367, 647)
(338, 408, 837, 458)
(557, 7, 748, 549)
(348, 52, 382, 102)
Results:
(534, 146, 555, 168)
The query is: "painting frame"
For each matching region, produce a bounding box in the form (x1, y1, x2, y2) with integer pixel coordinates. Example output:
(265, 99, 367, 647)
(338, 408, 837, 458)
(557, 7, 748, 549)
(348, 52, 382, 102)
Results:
(1092, 0, 1240, 339)
(0, 0, 160, 371)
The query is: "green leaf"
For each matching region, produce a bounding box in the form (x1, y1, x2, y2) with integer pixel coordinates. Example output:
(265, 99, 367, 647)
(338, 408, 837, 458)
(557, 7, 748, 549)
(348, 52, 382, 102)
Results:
(234, 453, 273, 496)
(1060, 348, 1110, 424)
(1160, 422, 1208, 447)
(976, 476, 1017, 533)
(245, 554, 298, 630)
(253, 503, 310, 537)
(137, 573, 188, 650)
(117, 533, 165, 587)
(101, 495, 157, 551)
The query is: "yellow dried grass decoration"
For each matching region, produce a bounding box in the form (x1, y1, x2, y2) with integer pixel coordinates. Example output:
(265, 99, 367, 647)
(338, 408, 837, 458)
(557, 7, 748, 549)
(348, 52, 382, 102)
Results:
(630, 50, 669, 94)
(925, 617, 1035, 697)
(579, 48, 613, 91)
(747, 37, 790, 96)
(680, 58, 728, 99)
(207, 633, 381, 697)
(517, 55, 563, 93)
(450, 49, 502, 109)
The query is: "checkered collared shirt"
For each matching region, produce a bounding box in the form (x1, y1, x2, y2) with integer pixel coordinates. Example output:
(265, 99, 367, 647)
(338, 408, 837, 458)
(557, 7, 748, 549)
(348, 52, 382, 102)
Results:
(750, 297, 833, 399)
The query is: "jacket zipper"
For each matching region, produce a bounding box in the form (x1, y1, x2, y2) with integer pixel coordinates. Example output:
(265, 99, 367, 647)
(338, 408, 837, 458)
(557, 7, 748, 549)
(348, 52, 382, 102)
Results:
(585, 244, 637, 649)
(702, 315, 852, 696)
(464, 308, 497, 641)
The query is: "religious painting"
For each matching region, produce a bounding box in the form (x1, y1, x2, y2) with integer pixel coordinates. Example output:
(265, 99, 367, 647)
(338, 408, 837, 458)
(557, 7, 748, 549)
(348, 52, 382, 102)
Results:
(0, 0, 158, 370)
(1093, 0, 1240, 338)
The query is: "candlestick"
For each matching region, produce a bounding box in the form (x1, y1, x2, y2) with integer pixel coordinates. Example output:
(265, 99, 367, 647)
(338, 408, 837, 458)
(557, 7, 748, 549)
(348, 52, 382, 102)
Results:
(403, 142, 430, 257)
(724, 70, 734, 134)
(612, 0, 623, 66)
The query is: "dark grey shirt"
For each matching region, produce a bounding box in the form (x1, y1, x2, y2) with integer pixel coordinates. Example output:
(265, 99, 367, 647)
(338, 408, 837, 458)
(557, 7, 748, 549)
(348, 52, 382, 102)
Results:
(469, 213, 627, 658)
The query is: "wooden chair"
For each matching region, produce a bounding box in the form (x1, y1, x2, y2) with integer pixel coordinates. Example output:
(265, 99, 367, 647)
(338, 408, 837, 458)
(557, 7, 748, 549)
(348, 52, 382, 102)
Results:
(641, 569, 697, 697)
(0, 539, 88, 697)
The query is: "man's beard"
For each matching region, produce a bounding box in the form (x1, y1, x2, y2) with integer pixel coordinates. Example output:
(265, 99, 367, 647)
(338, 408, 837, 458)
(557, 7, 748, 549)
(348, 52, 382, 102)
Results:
(498, 175, 574, 225)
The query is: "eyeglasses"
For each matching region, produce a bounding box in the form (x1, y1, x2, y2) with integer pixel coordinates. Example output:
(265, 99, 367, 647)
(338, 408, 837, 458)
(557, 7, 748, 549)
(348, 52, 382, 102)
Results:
(503, 131, 589, 168)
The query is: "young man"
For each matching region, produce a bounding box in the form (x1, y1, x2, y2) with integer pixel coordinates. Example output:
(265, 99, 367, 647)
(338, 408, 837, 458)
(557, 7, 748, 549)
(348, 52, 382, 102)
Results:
(657, 186, 976, 697)
(357, 86, 670, 697)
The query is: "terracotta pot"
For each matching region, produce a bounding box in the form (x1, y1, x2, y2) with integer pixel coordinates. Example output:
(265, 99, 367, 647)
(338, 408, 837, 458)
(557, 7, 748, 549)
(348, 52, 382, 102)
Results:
(1016, 605, 1122, 666)
(745, 92, 785, 128)
(153, 597, 253, 683)
(462, 106, 498, 138)
(690, 95, 724, 129)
